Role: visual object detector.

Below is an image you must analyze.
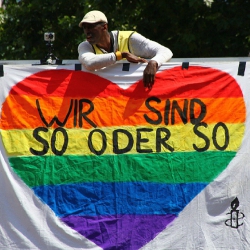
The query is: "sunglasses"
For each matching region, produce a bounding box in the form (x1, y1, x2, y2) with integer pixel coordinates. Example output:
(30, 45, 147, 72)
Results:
(82, 22, 106, 30)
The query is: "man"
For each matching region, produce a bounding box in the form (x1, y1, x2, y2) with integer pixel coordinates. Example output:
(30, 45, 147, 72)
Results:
(78, 10, 173, 89)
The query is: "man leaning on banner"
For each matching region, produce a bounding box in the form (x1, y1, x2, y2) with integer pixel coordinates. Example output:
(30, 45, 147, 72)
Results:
(78, 10, 173, 89)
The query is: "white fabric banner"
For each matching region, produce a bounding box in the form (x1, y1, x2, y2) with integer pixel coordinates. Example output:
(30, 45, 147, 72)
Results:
(0, 61, 249, 249)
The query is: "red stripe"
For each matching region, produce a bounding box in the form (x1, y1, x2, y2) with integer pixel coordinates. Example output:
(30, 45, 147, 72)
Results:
(9, 67, 243, 98)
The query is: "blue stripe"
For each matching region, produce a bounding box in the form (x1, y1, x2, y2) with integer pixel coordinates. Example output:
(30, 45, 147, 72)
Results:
(33, 182, 207, 217)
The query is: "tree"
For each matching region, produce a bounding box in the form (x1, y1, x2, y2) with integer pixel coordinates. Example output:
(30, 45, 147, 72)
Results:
(0, 0, 87, 60)
(0, 0, 249, 60)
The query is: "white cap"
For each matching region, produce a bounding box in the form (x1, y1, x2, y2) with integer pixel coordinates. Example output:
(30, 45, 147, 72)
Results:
(79, 10, 108, 27)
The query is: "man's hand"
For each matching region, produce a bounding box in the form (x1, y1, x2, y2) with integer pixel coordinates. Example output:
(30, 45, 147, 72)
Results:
(143, 60, 158, 89)
(121, 53, 158, 89)
(121, 52, 147, 64)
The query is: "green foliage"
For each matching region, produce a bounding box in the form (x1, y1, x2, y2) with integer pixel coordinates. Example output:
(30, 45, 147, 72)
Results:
(0, 0, 87, 59)
(0, 0, 249, 60)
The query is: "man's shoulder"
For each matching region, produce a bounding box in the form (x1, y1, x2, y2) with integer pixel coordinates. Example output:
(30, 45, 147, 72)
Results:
(112, 30, 136, 35)
(78, 41, 93, 51)
(78, 40, 91, 47)
(115, 31, 138, 40)
(117, 30, 136, 35)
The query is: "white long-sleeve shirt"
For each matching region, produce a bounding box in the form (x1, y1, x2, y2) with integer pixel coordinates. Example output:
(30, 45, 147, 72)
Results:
(78, 30, 173, 71)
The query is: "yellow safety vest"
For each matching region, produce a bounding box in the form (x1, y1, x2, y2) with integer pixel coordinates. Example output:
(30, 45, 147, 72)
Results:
(92, 31, 135, 54)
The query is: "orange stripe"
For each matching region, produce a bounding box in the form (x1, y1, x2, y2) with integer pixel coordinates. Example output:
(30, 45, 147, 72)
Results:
(0, 95, 245, 129)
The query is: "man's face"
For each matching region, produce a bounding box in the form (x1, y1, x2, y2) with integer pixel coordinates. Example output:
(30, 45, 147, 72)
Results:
(82, 22, 106, 44)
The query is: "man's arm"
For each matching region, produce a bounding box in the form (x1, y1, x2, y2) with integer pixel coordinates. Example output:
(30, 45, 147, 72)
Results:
(129, 33, 173, 67)
(78, 41, 117, 71)
(143, 60, 158, 89)
(129, 33, 173, 88)
(120, 51, 159, 89)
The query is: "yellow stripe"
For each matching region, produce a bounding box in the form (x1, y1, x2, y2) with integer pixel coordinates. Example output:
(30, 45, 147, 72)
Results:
(1, 123, 245, 157)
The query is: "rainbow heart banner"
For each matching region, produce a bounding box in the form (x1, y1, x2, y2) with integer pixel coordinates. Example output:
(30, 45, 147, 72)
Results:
(0, 62, 250, 249)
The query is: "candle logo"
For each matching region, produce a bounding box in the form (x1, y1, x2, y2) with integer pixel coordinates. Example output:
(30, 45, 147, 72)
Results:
(225, 197, 244, 228)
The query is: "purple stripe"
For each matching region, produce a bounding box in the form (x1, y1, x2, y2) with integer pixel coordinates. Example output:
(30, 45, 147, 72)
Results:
(61, 214, 176, 250)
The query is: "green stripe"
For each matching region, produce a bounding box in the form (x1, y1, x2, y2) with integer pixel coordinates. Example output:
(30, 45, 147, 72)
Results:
(9, 151, 235, 188)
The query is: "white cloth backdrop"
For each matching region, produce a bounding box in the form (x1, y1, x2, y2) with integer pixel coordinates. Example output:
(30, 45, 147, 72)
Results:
(0, 61, 250, 249)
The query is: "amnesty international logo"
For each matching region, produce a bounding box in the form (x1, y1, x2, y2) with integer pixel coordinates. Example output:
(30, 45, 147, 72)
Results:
(225, 197, 245, 229)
